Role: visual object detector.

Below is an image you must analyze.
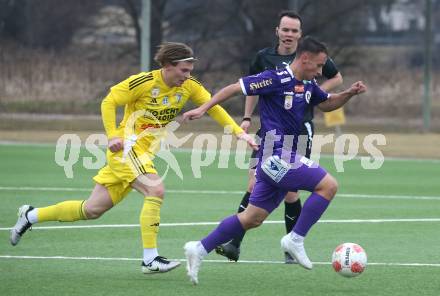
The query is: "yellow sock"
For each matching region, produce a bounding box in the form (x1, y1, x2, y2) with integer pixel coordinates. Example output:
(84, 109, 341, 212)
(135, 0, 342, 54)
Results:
(37, 200, 87, 222)
(140, 196, 162, 248)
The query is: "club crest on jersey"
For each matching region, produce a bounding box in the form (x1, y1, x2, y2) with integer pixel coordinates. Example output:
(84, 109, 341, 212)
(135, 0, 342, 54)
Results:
(294, 85, 304, 93)
(284, 95, 293, 110)
(175, 93, 182, 103)
(162, 96, 169, 105)
(151, 87, 160, 98)
(305, 91, 311, 104)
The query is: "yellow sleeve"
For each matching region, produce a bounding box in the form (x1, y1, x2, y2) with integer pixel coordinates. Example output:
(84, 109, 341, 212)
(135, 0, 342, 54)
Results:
(189, 78, 244, 136)
(101, 73, 146, 138)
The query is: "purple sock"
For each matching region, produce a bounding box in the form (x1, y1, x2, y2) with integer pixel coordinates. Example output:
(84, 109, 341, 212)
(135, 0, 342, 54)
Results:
(201, 215, 245, 253)
(293, 193, 330, 237)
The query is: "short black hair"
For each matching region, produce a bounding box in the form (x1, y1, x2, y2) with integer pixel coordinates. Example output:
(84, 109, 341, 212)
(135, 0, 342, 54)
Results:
(277, 10, 302, 27)
(296, 36, 328, 56)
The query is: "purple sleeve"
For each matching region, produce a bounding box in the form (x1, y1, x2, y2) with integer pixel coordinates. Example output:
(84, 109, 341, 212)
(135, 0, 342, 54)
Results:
(239, 70, 281, 96)
(310, 82, 330, 106)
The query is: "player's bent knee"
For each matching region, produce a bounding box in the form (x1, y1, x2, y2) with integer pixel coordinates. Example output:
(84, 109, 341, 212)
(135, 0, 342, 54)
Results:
(315, 174, 338, 200)
(241, 218, 263, 229)
(149, 185, 165, 198)
(327, 175, 338, 197)
(84, 206, 107, 219)
(238, 214, 264, 230)
(250, 218, 264, 228)
(325, 175, 338, 198)
(284, 191, 299, 202)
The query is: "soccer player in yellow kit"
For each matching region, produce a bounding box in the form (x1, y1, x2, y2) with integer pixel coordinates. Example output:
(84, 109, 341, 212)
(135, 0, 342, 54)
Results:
(10, 42, 253, 274)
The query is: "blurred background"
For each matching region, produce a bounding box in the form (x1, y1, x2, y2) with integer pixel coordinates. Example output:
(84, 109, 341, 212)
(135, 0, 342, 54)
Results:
(0, 0, 439, 154)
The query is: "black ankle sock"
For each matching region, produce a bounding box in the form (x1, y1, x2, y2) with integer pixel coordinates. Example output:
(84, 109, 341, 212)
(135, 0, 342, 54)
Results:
(284, 199, 302, 233)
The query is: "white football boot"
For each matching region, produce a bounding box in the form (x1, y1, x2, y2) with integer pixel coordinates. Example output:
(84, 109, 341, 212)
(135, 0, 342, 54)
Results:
(184, 241, 204, 285)
(284, 252, 298, 264)
(281, 234, 313, 270)
(10, 205, 34, 246)
(141, 256, 181, 274)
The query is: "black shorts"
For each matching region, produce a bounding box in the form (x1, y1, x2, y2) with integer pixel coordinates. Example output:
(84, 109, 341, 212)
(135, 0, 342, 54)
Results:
(250, 121, 314, 169)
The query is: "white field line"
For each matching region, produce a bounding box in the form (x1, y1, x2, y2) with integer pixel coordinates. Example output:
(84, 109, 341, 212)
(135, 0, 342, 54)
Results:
(0, 255, 439, 267)
(1, 218, 440, 231)
(1, 186, 440, 201)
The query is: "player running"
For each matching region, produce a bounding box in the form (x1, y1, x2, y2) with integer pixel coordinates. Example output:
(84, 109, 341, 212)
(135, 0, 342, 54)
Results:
(182, 36, 366, 284)
(216, 10, 343, 263)
(10, 42, 255, 274)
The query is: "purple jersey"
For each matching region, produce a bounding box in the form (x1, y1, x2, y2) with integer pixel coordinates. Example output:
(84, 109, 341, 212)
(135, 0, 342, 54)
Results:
(239, 67, 329, 160)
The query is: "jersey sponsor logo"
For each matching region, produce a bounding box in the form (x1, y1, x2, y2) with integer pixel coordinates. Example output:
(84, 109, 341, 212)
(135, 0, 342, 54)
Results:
(305, 91, 311, 104)
(151, 87, 160, 98)
(261, 155, 291, 183)
(249, 78, 273, 91)
(140, 123, 163, 130)
(294, 85, 304, 93)
(144, 108, 180, 122)
(281, 77, 291, 84)
(284, 95, 293, 110)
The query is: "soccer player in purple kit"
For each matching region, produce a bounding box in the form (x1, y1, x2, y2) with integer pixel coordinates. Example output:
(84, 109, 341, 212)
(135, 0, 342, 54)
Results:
(182, 36, 366, 285)
(216, 10, 343, 264)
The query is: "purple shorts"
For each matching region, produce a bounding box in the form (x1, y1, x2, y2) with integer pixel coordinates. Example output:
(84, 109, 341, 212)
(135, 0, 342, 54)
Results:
(249, 155, 327, 213)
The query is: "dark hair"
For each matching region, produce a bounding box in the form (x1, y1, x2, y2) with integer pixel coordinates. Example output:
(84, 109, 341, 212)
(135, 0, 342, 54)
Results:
(296, 36, 328, 56)
(277, 10, 302, 27)
(154, 42, 195, 66)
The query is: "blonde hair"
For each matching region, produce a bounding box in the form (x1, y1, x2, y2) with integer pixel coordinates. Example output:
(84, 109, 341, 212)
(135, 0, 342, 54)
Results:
(154, 42, 195, 66)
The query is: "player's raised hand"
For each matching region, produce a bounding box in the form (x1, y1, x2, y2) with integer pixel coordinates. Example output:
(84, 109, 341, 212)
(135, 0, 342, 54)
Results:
(349, 81, 367, 95)
(108, 137, 124, 152)
(237, 132, 259, 151)
(182, 107, 206, 122)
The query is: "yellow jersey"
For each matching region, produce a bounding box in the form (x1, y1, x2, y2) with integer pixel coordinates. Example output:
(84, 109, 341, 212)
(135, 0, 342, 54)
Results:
(101, 69, 243, 151)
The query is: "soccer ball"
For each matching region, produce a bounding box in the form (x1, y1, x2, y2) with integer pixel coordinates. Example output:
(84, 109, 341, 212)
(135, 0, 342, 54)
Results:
(332, 242, 367, 278)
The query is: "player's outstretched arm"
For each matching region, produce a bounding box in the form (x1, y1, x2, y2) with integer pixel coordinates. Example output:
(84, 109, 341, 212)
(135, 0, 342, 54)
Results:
(183, 82, 242, 121)
(240, 95, 258, 132)
(237, 132, 259, 151)
(318, 81, 367, 112)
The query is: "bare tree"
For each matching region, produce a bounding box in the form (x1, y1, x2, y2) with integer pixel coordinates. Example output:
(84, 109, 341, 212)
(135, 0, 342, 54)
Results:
(0, 0, 102, 49)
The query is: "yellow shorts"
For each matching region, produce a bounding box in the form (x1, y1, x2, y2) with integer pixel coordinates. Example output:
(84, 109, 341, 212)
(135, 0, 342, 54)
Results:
(93, 145, 157, 205)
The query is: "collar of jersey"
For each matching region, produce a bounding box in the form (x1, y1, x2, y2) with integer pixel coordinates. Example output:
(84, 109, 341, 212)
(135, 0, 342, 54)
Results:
(154, 69, 175, 90)
(285, 66, 313, 84)
(285, 66, 294, 78)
